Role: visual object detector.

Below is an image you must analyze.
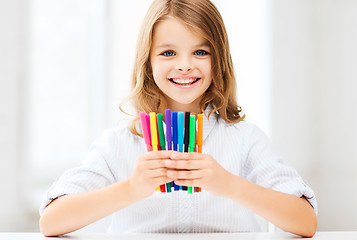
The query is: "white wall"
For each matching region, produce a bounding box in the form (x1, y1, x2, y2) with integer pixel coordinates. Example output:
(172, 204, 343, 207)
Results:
(107, 0, 152, 124)
(272, 0, 357, 231)
(0, 0, 28, 231)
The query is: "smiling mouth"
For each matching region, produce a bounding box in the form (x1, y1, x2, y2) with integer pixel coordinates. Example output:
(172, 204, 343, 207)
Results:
(169, 77, 200, 86)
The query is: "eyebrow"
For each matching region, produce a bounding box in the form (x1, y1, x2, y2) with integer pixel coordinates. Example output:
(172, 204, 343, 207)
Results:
(154, 42, 210, 49)
(154, 44, 174, 49)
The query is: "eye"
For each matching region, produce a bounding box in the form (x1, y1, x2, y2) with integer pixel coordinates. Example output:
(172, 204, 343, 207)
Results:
(194, 50, 209, 56)
(161, 50, 175, 57)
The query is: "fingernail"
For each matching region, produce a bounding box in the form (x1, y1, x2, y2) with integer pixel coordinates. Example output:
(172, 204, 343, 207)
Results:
(165, 160, 172, 166)
(170, 153, 177, 159)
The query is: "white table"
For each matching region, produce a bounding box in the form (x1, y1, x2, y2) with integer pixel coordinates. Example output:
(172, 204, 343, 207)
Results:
(1, 232, 357, 240)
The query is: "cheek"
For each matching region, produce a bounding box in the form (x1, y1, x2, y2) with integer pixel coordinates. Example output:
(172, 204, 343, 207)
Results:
(202, 65, 212, 83)
(197, 59, 212, 75)
(152, 61, 169, 78)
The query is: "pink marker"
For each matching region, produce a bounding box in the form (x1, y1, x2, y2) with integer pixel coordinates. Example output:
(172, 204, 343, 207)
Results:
(139, 112, 152, 151)
(145, 114, 152, 150)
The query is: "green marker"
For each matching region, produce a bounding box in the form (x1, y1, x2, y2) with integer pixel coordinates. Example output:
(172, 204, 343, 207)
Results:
(157, 114, 166, 150)
(157, 114, 171, 193)
(188, 114, 196, 194)
(189, 115, 196, 152)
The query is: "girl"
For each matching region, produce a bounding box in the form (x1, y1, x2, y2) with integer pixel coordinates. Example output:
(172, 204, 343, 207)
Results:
(39, 0, 317, 237)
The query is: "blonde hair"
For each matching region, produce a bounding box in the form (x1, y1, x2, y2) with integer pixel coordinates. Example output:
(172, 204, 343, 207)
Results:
(121, 0, 245, 135)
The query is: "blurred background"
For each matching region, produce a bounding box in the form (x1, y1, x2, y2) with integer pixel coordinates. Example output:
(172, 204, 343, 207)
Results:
(1, 0, 356, 232)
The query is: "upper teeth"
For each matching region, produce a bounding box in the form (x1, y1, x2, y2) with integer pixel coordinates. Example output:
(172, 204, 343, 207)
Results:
(171, 78, 197, 84)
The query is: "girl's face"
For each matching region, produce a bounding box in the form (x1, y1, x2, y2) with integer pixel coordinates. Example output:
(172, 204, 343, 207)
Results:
(150, 17, 212, 113)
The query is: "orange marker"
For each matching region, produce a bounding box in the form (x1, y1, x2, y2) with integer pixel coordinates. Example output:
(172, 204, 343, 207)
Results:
(197, 114, 203, 192)
(197, 114, 203, 153)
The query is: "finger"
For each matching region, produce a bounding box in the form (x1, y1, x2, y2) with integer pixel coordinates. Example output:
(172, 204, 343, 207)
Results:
(144, 150, 175, 160)
(153, 176, 176, 186)
(145, 159, 170, 169)
(174, 179, 201, 187)
(170, 151, 205, 160)
(167, 169, 204, 179)
(147, 167, 169, 178)
(164, 159, 201, 170)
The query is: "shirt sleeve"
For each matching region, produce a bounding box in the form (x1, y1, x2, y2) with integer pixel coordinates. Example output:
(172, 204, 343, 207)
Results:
(39, 129, 117, 216)
(242, 124, 318, 214)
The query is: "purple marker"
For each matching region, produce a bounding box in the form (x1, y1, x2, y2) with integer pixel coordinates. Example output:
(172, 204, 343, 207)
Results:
(165, 109, 172, 150)
(165, 109, 176, 191)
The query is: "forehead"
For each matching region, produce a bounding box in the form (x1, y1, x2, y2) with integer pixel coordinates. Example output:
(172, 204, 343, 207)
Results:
(152, 17, 209, 48)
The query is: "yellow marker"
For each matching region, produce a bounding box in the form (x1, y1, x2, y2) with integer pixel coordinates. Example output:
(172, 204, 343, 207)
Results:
(149, 112, 158, 151)
(150, 112, 162, 191)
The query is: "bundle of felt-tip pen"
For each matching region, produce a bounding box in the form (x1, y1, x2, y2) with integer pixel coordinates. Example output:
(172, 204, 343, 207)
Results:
(139, 109, 203, 194)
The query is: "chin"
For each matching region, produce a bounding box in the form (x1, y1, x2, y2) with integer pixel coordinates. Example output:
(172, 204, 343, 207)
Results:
(173, 98, 197, 106)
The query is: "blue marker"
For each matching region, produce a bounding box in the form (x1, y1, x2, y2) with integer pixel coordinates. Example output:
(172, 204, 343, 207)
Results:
(178, 112, 184, 153)
(184, 112, 190, 153)
(177, 112, 185, 191)
(172, 112, 178, 151)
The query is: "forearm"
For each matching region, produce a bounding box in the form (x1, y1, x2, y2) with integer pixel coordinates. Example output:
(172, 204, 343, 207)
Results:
(39, 180, 137, 237)
(225, 174, 317, 237)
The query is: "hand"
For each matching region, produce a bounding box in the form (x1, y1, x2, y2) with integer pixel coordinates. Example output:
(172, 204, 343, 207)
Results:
(128, 151, 175, 200)
(165, 152, 235, 196)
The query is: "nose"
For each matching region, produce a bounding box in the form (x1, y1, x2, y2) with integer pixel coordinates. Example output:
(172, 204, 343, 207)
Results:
(178, 66, 192, 72)
(176, 56, 192, 72)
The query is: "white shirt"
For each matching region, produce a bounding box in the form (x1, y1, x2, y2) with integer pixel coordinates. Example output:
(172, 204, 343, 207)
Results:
(40, 106, 317, 233)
